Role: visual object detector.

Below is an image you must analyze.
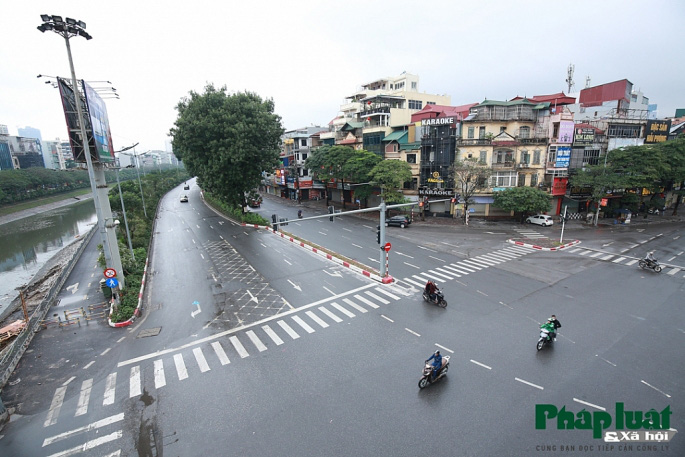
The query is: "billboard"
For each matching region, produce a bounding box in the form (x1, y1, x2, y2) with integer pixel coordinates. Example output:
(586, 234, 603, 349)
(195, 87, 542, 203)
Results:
(555, 146, 571, 167)
(574, 127, 595, 145)
(57, 77, 115, 163)
(552, 177, 568, 196)
(557, 121, 574, 143)
(644, 120, 671, 144)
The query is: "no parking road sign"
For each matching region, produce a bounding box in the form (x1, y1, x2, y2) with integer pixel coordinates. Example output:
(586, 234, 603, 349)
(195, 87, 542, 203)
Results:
(104, 268, 117, 279)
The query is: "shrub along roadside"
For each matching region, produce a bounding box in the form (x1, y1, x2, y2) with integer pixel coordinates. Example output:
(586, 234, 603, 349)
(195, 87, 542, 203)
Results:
(203, 192, 270, 226)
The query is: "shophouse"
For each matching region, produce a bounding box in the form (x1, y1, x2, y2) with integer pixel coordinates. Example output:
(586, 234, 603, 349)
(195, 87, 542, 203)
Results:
(270, 126, 326, 201)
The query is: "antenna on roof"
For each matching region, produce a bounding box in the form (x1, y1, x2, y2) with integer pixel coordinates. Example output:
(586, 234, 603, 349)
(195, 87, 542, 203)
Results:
(565, 63, 575, 93)
(585, 75, 591, 88)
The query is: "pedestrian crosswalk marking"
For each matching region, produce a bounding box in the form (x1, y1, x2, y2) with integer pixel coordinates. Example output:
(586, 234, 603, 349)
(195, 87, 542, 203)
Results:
(330, 301, 355, 318)
(354, 294, 380, 309)
(50, 430, 122, 457)
(570, 248, 583, 253)
(589, 252, 603, 258)
(601, 254, 614, 261)
(193, 347, 211, 372)
(413, 273, 445, 283)
(75, 379, 93, 417)
(230, 335, 250, 357)
(667, 268, 679, 276)
(292, 315, 315, 333)
(612, 257, 626, 263)
(154, 360, 166, 388)
(625, 259, 638, 265)
(460, 260, 484, 270)
(427, 269, 454, 280)
(579, 250, 591, 256)
(401, 277, 425, 287)
(305, 310, 330, 328)
(435, 267, 460, 278)
(43, 412, 124, 447)
(246, 330, 268, 351)
(318, 306, 343, 322)
(373, 287, 400, 300)
(277, 320, 300, 339)
(474, 256, 501, 265)
(465, 258, 494, 267)
(493, 250, 519, 259)
(343, 298, 368, 313)
(174, 353, 188, 380)
(262, 325, 285, 345)
(129, 366, 141, 398)
(364, 291, 389, 305)
(445, 264, 474, 274)
(212, 341, 231, 364)
(478, 254, 505, 263)
(45, 386, 67, 427)
(103, 373, 116, 406)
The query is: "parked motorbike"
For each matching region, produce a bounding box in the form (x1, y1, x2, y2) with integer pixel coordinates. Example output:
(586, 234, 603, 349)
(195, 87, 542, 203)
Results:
(638, 259, 662, 273)
(536, 328, 554, 351)
(422, 290, 447, 308)
(418, 355, 451, 389)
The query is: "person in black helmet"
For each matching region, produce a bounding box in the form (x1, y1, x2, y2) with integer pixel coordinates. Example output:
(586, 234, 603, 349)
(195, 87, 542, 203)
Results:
(426, 350, 442, 379)
(548, 315, 561, 341)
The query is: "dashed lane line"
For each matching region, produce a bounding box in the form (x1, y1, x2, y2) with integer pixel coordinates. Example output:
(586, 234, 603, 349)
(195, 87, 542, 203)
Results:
(573, 398, 605, 411)
(470, 360, 492, 370)
(515, 377, 544, 390)
(435, 344, 454, 353)
(641, 380, 671, 398)
(405, 328, 421, 337)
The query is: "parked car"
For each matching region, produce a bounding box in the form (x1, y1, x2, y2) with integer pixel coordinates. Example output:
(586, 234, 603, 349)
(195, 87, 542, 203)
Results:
(386, 215, 411, 228)
(248, 199, 261, 208)
(180, 195, 188, 203)
(525, 214, 553, 226)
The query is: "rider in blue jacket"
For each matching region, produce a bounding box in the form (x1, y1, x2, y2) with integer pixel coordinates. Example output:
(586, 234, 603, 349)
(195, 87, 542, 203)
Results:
(426, 350, 442, 379)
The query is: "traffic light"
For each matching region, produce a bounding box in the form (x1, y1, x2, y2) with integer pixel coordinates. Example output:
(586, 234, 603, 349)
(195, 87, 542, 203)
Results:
(376, 225, 381, 244)
(328, 205, 334, 221)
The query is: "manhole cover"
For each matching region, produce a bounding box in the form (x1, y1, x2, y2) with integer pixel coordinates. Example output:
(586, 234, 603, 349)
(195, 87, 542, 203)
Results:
(137, 327, 162, 338)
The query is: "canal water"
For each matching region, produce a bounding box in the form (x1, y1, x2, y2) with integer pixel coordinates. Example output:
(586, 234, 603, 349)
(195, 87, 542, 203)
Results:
(0, 200, 97, 309)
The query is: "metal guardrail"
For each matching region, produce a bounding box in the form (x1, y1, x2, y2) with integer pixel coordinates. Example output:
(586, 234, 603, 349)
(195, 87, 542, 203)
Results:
(0, 226, 97, 389)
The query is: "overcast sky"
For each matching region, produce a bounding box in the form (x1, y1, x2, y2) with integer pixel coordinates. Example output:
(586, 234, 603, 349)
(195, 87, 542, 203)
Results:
(1, 0, 683, 154)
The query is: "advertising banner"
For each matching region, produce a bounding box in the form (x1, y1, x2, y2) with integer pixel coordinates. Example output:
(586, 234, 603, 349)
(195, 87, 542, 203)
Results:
(555, 146, 571, 167)
(644, 120, 671, 144)
(558, 121, 574, 143)
(573, 127, 595, 145)
(83, 82, 115, 163)
(552, 177, 568, 196)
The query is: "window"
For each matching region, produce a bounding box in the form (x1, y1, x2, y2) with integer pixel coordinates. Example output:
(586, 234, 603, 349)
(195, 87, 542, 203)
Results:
(408, 100, 423, 110)
(300, 139, 307, 147)
(552, 124, 559, 139)
(583, 149, 600, 166)
(530, 174, 538, 187)
(518, 174, 526, 187)
(406, 154, 416, 164)
(494, 149, 513, 163)
(302, 153, 307, 161)
(479, 150, 487, 164)
(520, 150, 530, 164)
(426, 101, 436, 105)
(533, 150, 541, 164)
(548, 146, 557, 164)
(607, 124, 641, 138)
(500, 126, 506, 133)
(519, 126, 530, 138)
(468, 127, 474, 139)
(411, 82, 417, 90)
(490, 171, 517, 188)
(479, 126, 486, 139)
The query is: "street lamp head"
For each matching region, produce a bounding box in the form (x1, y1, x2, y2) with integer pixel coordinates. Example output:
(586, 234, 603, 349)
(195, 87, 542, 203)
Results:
(78, 29, 92, 40)
(37, 25, 46, 33)
(51, 15, 63, 23)
(66, 17, 77, 25)
(41, 14, 52, 22)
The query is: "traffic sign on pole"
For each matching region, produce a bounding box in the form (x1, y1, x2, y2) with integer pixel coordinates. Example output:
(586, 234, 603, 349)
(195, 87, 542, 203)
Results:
(384, 242, 392, 252)
(104, 268, 117, 278)
(105, 277, 119, 289)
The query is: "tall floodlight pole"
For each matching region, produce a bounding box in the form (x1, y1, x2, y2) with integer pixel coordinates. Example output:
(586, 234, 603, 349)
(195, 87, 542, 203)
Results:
(38, 14, 125, 289)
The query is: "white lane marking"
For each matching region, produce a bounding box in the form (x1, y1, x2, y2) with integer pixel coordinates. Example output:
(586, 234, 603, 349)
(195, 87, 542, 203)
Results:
(43, 413, 124, 447)
(667, 256, 676, 261)
(404, 262, 420, 269)
(260, 325, 285, 347)
(396, 252, 413, 258)
(678, 251, 684, 255)
(441, 241, 460, 247)
(292, 315, 315, 333)
(323, 286, 336, 295)
(629, 314, 645, 321)
(612, 257, 626, 263)
(641, 380, 671, 398)
(435, 343, 454, 353)
(427, 269, 454, 280)
(83, 361, 95, 370)
(405, 328, 421, 337)
(212, 341, 231, 364)
(478, 254, 505, 263)
(318, 306, 343, 323)
(116, 336, 126, 343)
(305, 311, 329, 328)
(45, 387, 67, 427)
(100, 348, 111, 356)
(625, 259, 638, 265)
(429, 255, 446, 262)
(193, 347, 211, 372)
(373, 287, 400, 300)
(595, 355, 616, 367)
(601, 254, 614, 261)
(462, 259, 488, 269)
(578, 250, 591, 256)
(129, 366, 141, 398)
(499, 301, 514, 309)
(260, 243, 267, 248)
(62, 376, 75, 387)
(277, 320, 300, 339)
(367, 257, 379, 263)
(589, 252, 603, 258)
(75, 379, 93, 417)
(47, 430, 123, 457)
(174, 353, 188, 380)
(470, 360, 492, 370)
(477, 290, 488, 297)
(246, 330, 268, 351)
(318, 231, 327, 236)
(103, 373, 116, 406)
(436, 267, 460, 278)
(342, 298, 368, 314)
(330, 301, 355, 318)
(354, 294, 380, 309)
(417, 246, 437, 252)
(413, 273, 445, 283)
(365, 291, 390, 305)
(573, 398, 605, 411)
(401, 277, 425, 287)
(381, 315, 394, 323)
(352, 243, 364, 249)
(474, 255, 501, 264)
(343, 228, 352, 232)
(515, 377, 543, 390)
(667, 268, 679, 276)
(558, 333, 575, 344)
(230, 335, 250, 357)
(283, 259, 292, 266)
(153, 359, 166, 388)
(443, 264, 471, 275)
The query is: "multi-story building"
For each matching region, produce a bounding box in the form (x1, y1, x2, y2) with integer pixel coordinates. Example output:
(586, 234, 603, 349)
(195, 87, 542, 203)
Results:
(0, 126, 13, 170)
(5, 136, 45, 169)
(43, 139, 66, 170)
(272, 126, 326, 201)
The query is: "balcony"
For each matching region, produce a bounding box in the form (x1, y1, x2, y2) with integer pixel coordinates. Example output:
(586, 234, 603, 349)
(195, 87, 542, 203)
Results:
(492, 161, 516, 169)
(518, 137, 548, 145)
(456, 138, 492, 146)
(359, 106, 390, 117)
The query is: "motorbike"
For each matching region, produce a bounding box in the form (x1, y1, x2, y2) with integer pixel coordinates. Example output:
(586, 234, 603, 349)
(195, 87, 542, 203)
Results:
(418, 355, 450, 389)
(536, 328, 554, 351)
(638, 259, 662, 273)
(422, 289, 447, 308)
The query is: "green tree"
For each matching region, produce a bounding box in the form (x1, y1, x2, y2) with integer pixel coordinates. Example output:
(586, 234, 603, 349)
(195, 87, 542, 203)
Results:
(369, 159, 412, 204)
(304, 145, 356, 207)
(653, 137, 685, 215)
(570, 164, 627, 225)
(343, 150, 381, 206)
(492, 186, 552, 222)
(170, 84, 283, 210)
(449, 157, 492, 223)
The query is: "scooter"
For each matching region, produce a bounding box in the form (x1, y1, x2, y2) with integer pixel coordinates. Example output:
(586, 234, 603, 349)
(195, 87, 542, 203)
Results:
(536, 328, 554, 351)
(422, 289, 447, 308)
(638, 259, 662, 273)
(418, 355, 450, 389)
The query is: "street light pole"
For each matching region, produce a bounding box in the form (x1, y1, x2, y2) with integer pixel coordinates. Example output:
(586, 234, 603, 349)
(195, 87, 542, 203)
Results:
(38, 14, 125, 288)
(115, 167, 135, 260)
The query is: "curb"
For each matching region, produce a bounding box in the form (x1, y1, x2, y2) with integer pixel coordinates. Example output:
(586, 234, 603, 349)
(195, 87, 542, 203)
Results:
(241, 223, 392, 283)
(108, 257, 149, 328)
(507, 239, 581, 251)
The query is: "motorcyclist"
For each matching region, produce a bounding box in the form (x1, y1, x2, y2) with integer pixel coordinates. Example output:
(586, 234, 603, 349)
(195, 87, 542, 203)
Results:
(540, 320, 555, 341)
(426, 350, 442, 379)
(424, 281, 439, 303)
(297, 209, 303, 219)
(644, 251, 657, 266)
(548, 315, 561, 341)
